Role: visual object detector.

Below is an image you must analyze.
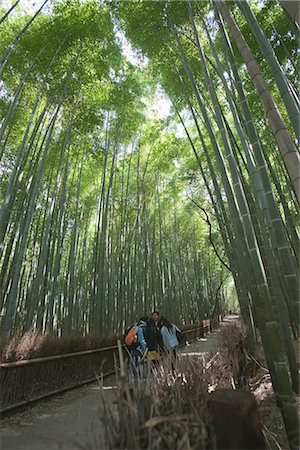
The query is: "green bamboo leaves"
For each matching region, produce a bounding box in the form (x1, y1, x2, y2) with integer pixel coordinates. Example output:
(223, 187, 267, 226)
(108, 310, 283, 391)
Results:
(0, 1, 219, 341)
(0, 2, 298, 443)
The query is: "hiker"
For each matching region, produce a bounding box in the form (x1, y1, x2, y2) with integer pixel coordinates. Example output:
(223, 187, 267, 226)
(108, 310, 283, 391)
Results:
(151, 310, 160, 325)
(125, 317, 147, 377)
(160, 316, 182, 371)
(143, 317, 161, 366)
(151, 310, 164, 351)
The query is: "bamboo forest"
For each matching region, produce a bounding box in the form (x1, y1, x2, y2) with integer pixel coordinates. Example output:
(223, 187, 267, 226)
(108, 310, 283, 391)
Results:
(0, 0, 299, 447)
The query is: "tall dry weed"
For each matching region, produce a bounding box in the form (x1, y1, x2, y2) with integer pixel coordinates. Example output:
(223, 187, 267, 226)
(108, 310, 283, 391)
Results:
(97, 351, 234, 449)
(218, 321, 256, 388)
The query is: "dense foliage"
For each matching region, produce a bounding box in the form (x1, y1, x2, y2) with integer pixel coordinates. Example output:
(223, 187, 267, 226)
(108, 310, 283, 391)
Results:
(0, 0, 234, 339)
(0, 1, 299, 444)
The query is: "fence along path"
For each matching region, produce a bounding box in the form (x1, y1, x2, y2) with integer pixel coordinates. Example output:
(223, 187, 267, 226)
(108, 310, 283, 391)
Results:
(1, 315, 239, 450)
(1, 317, 222, 413)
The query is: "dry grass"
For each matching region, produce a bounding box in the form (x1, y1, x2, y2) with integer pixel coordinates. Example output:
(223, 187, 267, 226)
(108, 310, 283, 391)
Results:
(217, 321, 257, 388)
(0, 323, 202, 363)
(250, 356, 290, 450)
(218, 319, 247, 349)
(96, 322, 289, 450)
(97, 351, 234, 450)
(218, 323, 290, 449)
(0, 331, 119, 363)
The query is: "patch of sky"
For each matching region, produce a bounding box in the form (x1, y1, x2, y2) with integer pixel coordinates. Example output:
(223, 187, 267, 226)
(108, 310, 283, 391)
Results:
(205, 9, 218, 40)
(0, 80, 13, 101)
(109, 68, 126, 83)
(257, 0, 266, 8)
(144, 85, 172, 120)
(223, 71, 230, 83)
(116, 142, 137, 159)
(166, 108, 191, 139)
(1, 0, 52, 16)
(114, 25, 148, 69)
(111, 21, 175, 122)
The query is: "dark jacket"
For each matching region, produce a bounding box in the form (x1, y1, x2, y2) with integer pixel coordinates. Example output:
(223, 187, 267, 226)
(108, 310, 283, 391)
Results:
(143, 323, 159, 351)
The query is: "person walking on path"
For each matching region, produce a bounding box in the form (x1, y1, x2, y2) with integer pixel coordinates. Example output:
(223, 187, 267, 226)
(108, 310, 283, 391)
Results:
(151, 310, 164, 352)
(143, 317, 161, 367)
(125, 317, 147, 377)
(160, 316, 181, 371)
(151, 310, 160, 326)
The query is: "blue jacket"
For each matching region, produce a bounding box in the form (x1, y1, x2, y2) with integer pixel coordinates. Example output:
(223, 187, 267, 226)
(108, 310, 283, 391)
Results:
(160, 324, 180, 350)
(131, 321, 147, 351)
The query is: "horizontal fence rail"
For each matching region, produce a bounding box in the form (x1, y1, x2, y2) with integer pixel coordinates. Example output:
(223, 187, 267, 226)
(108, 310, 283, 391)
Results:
(0, 345, 120, 414)
(0, 317, 224, 414)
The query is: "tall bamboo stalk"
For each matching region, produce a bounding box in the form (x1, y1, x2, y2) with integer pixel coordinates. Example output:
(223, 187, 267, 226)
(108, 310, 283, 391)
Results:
(214, 0, 300, 202)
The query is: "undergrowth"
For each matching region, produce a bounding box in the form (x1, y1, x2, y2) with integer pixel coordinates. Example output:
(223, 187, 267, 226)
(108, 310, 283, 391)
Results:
(0, 323, 201, 363)
(0, 331, 119, 363)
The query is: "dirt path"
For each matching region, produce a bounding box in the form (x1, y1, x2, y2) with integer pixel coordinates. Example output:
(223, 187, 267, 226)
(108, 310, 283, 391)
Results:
(1, 378, 116, 450)
(180, 315, 239, 357)
(0, 316, 239, 450)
